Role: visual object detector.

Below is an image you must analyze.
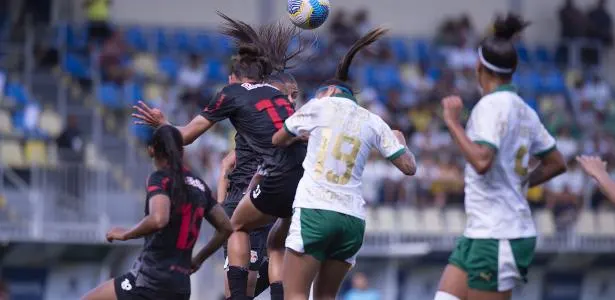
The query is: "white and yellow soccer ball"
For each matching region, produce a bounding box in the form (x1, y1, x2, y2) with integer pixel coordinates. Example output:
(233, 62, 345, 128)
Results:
(288, 0, 330, 30)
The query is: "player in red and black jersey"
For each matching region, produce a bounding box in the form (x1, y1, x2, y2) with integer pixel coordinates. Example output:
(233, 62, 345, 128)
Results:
(132, 14, 306, 300)
(82, 125, 231, 300)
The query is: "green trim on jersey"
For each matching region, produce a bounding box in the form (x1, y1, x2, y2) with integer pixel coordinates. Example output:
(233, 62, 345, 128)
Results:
(474, 140, 499, 151)
(283, 123, 296, 136)
(490, 84, 518, 94)
(386, 148, 406, 161)
(533, 145, 556, 158)
(332, 93, 358, 103)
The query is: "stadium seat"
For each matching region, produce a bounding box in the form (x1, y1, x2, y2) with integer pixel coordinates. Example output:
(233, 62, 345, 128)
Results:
(124, 82, 144, 105)
(444, 208, 465, 234)
(144, 83, 163, 101)
(0, 109, 13, 135)
(398, 207, 421, 233)
(596, 210, 615, 235)
(97, 83, 123, 108)
(155, 28, 171, 53)
(207, 59, 227, 83)
(575, 210, 596, 235)
(375, 206, 397, 233)
(0, 140, 25, 167)
(534, 45, 553, 64)
(24, 140, 48, 166)
(173, 30, 193, 52)
(64, 53, 90, 79)
(540, 69, 567, 94)
(125, 26, 149, 51)
(158, 55, 179, 79)
(516, 43, 531, 64)
(5, 82, 29, 105)
(66, 25, 87, 49)
(39, 109, 64, 138)
(534, 209, 555, 236)
(422, 208, 445, 234)
(194, 32, 213, 53)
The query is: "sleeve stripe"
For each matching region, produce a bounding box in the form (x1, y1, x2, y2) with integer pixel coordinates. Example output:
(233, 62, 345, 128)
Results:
(474, 140, 499, 151)
(533, 145, 557, 158)
(386, 147, 406, 161)
(283, 123, 296, 136)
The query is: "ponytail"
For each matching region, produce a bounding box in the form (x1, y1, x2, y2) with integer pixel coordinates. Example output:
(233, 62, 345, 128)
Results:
(151, 125, 188, 204)
(479, 13, 530, 77)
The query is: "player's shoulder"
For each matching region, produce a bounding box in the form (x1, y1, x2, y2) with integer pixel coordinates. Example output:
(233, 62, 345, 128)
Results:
(148, 169, 169, 182)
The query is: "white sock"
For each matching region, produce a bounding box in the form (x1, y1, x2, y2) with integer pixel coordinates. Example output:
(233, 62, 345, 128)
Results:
(434, 291, 461, 300)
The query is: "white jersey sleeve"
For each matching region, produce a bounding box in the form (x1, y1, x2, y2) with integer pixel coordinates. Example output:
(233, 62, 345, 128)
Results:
(283, 99, 321, 136)
(373, 116, 406, 160)
(467, 95, 509, 150)
(529, 121, 557, 157)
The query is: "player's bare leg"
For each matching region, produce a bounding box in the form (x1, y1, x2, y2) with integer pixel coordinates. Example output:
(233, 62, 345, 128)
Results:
(435, 264, 468, 300)
(266, 217, 291, 299)
(227, 194, 275, 299)
(312, 259, 352, 300)
(82, 279, 117, 300)
(283, 249, 321, 300)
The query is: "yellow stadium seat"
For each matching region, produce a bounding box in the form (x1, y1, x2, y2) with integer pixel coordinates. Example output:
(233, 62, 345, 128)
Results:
(144, 83, 163, 101)
(422, 208, 445, 234)
(38, 109, 63, 138)
(0, 110, 13, 135)
(24, 140, 48, 166)
(0, 140, 25, 167)
(375, 206, 396, 233)
(445, 208, 465, 234)
(575, 210, 596, 235)
(596, 211, 615, 235)
(534, 209, 555, 236)
(399, 207, 420, 233)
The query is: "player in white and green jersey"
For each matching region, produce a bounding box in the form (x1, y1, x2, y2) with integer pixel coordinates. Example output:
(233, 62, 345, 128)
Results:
(271, 27, 417, 300)
(435, 14, 567, 300)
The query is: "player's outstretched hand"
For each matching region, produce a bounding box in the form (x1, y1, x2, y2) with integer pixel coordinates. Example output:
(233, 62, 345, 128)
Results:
(576, 155, 608, 179)
(132, 101, 168, 127)
(441, 95, 463, 125)
(106, 227, 128, 242)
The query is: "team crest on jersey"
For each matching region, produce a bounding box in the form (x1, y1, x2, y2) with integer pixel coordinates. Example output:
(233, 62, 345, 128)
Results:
(121, 278, 132, 291)
(250, 250, 258, 264)
(252, 185, 261, 199)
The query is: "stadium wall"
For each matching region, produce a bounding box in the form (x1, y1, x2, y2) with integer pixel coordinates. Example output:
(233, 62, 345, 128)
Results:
(102, 0, 615, 44)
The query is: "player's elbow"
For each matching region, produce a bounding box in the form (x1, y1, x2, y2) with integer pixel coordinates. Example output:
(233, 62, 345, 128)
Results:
(473, 161, 492, 175)
(272, 133, 291, 148)
(152, 214, 169, 230)
(402, 161, 417, 176)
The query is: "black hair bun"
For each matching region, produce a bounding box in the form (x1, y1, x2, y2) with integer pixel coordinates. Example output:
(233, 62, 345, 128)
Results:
(493, 13, 530, 41)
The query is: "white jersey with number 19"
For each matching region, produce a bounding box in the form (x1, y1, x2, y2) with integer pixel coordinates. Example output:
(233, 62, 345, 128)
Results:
(464, 85, 557, 239)
(283, 94, 407, 220)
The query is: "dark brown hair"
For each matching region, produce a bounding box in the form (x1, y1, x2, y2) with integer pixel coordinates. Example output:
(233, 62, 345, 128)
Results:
(479, 13, 530, 79)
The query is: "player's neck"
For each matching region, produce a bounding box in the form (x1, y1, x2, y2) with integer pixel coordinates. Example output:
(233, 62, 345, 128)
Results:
(483, 81, 515, 95)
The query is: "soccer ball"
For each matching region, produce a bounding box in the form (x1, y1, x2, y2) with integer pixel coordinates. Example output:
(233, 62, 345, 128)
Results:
(288, 0, 330, 30)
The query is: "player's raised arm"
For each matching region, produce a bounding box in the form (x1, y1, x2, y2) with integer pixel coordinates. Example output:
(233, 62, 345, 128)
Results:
(442, 95, 496, 175)
(132, 101, 215, 145)
(217, 151, 236, 204)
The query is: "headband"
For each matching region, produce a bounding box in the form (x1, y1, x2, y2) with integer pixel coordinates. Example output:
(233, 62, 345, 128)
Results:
(316, 85, 354, 96)
(478, 47, 514, 74)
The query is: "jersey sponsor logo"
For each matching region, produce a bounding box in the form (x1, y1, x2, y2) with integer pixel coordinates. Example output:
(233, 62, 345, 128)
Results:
(121, 278, 133, 291)
(185, 176, 205, 192)
(241, 83, 277, 91)
(250, 250, 258, 264)
(252, 185, 261, 199)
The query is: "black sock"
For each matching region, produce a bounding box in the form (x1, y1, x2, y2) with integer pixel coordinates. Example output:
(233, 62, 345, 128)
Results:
(253, 260, 270, 297)
(227, 266, 249, 300)
(270, 281, 284, 300)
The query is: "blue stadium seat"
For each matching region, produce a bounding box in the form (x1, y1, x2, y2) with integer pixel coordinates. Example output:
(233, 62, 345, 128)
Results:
(516, 42, 531, 64)
(540, 69, 566, 94)
(525, 97, 539, 113)
(390, 38, 410, 63)
(411, 39, 430, 63)
(97, 83, 123, 108)
(214, 35, 233, 57)
(158, 55, 179, 79)
(155, 28, 171, 53)
(124, 82, 143, 105)
(124, 27, 149, 51)
(194, 32, 214, 53)
(207, 59, 227, 83)
(513, 70, 541, 94)
(535, 45, 553, 64)
(11, 109, 25, 131)
(64, 52, 90, 79)
(66, 25, 87, 49)
(5, 83, 29, 105)
(427, 67, 442, 81)
(374, 64, 402, 91)
(173, 30, 193, 53)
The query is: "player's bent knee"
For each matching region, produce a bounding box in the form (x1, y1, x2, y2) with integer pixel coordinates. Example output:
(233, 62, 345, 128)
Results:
(434, 291, 462, 300)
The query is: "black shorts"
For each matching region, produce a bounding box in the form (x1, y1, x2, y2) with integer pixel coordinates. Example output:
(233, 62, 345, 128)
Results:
(223, 186, 272, 271)
(114, 273, 189, 300)
(250, 167, 304, 218)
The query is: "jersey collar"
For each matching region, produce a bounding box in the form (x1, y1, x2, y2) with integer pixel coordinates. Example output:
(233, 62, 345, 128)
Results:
(490, 84, 517, 94)
(332, 93, 358, 103)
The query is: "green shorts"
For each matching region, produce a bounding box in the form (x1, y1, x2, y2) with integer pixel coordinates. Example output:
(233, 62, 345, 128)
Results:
(449, 236, 536, 292)
(285, 208, 365, 265)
